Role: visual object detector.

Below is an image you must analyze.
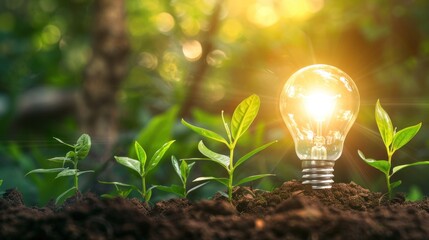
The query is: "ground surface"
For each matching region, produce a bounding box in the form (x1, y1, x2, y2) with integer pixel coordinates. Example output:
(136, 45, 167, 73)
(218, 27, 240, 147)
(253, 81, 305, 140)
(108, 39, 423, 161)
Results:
(1, 180, 429, 239)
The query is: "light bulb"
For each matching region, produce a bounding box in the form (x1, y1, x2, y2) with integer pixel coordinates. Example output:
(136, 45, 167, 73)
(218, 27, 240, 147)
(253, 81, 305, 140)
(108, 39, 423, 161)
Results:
(279, 64, 360, 189)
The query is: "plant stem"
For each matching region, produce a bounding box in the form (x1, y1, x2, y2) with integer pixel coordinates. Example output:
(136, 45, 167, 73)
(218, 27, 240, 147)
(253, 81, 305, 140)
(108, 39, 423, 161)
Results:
(387, 151, 393, 198)
(183, 180, 187, 198)
(74, 158, 79, 195)
(142, 175, 147, 202)
(228, 143, 235, 201)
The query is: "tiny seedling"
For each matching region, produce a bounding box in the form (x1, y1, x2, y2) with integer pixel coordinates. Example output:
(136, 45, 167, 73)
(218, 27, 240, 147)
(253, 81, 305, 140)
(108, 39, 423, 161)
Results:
(100, 140, 175, 202)
(358, 100, 429, 198)
(182, 94, 277, 201)
(156, 156, 208, 198)
(26, 134, 94, 204)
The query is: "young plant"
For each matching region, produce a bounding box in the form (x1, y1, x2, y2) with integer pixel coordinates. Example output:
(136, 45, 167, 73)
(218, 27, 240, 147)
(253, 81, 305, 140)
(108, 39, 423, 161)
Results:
(26, 134, 93, 204)
(182, 94, 277, 201)
(358, 100, 429, 198)
(100, 140, 175, 202)
(156, 156, 208, 198)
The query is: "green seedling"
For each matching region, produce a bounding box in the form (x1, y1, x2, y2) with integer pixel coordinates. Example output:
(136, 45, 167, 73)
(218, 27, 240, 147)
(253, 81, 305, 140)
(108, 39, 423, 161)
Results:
(99, 181, 134, 199)
(156, 156, 208, 198)
(358, 100, 429, 198)
(100, 140, 175, 202)
(26, 134, 94, 204)
(182, 94, 277, 201)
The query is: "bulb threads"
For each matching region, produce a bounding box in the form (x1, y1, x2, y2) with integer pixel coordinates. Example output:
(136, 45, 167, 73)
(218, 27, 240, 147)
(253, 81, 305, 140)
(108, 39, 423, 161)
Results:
(301, 159, 335, 189)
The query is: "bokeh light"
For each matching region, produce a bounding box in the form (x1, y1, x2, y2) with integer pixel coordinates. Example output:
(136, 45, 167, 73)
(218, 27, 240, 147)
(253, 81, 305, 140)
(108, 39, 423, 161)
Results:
(155, 12, 175, 33)
(182, 40, 203, 61)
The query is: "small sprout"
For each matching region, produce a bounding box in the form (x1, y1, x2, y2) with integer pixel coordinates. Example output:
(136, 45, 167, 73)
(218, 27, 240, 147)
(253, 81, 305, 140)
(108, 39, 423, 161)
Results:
(182, 94, 277, 201)
(100, 140, 175, 202)
(358, 100, 429, 198)
(26, 134, 94, 204)
(156, 156, 208, 198)
(98, 181, 134, 199)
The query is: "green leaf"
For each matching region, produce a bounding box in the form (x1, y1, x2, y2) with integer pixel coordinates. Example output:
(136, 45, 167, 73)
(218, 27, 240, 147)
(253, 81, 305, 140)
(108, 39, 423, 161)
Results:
(53, 137, 74, 148)
(100, 194, 118, 199)
(217, 191, 229, 198)
(231, 94, 260, 141)
(145, 187, 156, 202)
(235, 140, 277, 169)
(77, 170, 94, 176)
(55, 186, 77, 204)
(198, 141, 230, 169)
(156, 184, 185, 197)
(146, 140, 175, 173)
(375, 100, 394, 147)
(0, 179, 3, 187)
(193, 176, 229, 186)
(183, 161, 195, 184)
(75, 134, 91, 160)
(221, 111, 232, 142)
(235, 174, 275, 186)
(171, 156, 182, 180)
(182, 119, 229, 146)
(118, 188, 133, 198)
(114, 156, 141, 175)
(179, 159, 188, 182)
(66, 151, 75, 159)
(392, 161, 429, 175)
(187, 162, 195, 175)
(392, 123, 421, 151)
(98, 181, 136, 188)
(390, 180, 402, 190)
(55, 169, 77, 179)
(26, 168, 66, 176)
(186, 182, 208, 195)
(48, 157, 73, 164)
(358, 150, 390, 175)
(135, 141, 147, 171)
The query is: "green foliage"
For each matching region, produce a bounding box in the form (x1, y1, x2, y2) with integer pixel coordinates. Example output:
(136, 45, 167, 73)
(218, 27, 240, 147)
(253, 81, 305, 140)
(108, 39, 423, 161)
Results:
(358, 100, 429, 198)
(26, 134, 94, 204)
(406, 186, 424, 202)
(101, 140, 175, 202)
(182, 94, 277, 201)
(156, 156, 207, 198)
(131, 106, 178, 158)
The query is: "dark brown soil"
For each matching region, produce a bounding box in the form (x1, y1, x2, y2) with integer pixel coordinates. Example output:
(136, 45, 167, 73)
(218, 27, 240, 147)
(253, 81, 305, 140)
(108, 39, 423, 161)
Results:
(1, 180, 429, 240)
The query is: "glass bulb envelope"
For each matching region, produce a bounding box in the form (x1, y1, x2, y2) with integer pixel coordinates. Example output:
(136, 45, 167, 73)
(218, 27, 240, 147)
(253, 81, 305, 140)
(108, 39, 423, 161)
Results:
(279, 64, 360, 189)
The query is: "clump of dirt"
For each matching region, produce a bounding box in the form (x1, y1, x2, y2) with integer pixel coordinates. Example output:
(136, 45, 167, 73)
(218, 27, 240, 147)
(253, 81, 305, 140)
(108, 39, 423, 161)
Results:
(1, 180, 428, 240)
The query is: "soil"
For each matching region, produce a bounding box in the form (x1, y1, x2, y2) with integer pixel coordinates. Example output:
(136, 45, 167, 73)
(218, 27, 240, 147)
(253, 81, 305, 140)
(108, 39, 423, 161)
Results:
(1, 180, 429, 240)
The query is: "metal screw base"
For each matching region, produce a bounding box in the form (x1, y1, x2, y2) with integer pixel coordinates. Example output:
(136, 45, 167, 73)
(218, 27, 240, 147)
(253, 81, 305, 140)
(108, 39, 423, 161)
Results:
(302, 159, 335, 189)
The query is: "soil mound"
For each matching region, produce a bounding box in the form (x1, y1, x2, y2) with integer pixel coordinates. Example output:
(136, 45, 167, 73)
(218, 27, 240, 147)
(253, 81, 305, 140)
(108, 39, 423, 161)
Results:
(1, 180, 428, 239)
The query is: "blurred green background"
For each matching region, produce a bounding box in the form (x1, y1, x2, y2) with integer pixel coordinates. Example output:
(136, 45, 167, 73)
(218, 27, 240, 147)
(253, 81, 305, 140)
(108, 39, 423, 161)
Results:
(1, 0, 429, 205)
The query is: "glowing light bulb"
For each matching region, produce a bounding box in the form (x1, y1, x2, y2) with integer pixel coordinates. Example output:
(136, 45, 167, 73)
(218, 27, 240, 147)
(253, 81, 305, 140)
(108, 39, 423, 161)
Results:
(279, 64, 360, 189)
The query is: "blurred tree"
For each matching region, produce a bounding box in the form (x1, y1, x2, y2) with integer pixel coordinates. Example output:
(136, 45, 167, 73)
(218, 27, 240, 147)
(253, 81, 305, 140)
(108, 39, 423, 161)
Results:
(78, 0, 129, 160)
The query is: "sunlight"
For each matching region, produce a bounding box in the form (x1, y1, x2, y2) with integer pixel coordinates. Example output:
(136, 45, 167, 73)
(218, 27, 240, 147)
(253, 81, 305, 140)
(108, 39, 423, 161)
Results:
(280, 0, 324, 20)
(247, 1, 279, 27)
(180, 17, 200, 36)
(182, 40, 202, 61)
(155, 12, 175, 33)
(219, 19, 243, 43)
